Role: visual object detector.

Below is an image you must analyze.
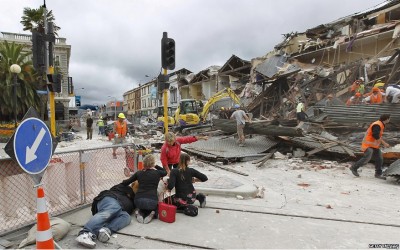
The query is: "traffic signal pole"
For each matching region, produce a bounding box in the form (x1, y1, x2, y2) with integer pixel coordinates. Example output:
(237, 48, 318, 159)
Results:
(161, 32, 175, 136)
(43, 3, 56, 137)
(163, 68, 168, 135)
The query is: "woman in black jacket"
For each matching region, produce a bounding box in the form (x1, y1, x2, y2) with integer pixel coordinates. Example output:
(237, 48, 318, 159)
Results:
(167, 153, 208, 215)
(124, 154, 167, 224)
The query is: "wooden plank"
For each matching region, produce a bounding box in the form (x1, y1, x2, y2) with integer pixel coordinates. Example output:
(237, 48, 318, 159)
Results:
(256, 149, 277, 168)
(306, 141, 338, 156)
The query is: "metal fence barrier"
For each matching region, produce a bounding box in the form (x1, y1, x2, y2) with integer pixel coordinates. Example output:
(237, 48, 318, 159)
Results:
(0, 143, 139, 236)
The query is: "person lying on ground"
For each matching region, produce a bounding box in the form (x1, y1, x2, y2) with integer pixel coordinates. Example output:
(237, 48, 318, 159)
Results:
(75, 181, 135, 248)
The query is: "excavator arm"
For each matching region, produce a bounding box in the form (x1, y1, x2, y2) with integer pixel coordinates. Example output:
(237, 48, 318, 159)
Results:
(200, 88, 240, 122)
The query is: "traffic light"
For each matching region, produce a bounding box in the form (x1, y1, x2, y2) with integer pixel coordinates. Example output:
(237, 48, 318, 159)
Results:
(32, 31, 45, 72)
(46, 73, 62, 93)
(157, 73, 170, 92)
(161, 32, 175, 70)
(54, 74, 62, 93)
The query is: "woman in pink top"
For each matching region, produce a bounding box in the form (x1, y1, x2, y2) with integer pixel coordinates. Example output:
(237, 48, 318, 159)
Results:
(160, 132, 208, 174)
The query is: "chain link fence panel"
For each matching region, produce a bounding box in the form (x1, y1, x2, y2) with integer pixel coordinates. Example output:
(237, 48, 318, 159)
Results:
(0, 143, 138, 236)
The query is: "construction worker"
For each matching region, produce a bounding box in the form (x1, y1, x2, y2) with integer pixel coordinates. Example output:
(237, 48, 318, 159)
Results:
(219, 107, 228, 119)
(349, 77, 365, 96)
(363, 87, 384, 104)
(296, 98, 307, 123)
(112, 113, 127, 159)
(97, 116, 105, 135)
(373, 80, 385, 89)
(346, 92, 363, 106)
(385, 84, 400, 103)
(350, 114, 390, 180)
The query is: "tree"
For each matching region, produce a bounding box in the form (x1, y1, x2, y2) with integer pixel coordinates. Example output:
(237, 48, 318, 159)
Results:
(20, 6, 60, 35)
(0, 41, 41, 119)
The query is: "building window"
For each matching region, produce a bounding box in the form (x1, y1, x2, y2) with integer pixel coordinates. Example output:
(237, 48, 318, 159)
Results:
(171, 88, 177, 103)
(54, 55, 60, 67)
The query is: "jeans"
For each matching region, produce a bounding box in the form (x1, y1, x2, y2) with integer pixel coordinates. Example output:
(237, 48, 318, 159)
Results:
(353, 147, 383, 175)
(80, 197, 131, 236)
(135, 197, 158, 217)
(99, 126, 105, 135)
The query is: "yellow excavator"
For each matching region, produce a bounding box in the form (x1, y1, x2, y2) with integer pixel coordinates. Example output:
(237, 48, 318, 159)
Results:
(173, 88, 240, 132)
(152, 106, 176, 128)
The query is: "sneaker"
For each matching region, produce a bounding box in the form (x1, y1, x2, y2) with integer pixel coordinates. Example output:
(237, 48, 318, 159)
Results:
(136, 210, 144, 223)
(197, 193, 206, 208)
(76, 232, 96, 249)
(123, 167, 131, 177)
(143, 211, 155, 224)
(375, 174, 387, 180)
(349, 166, 359, 177)
(239, 144, 246, 147)
(98, 227, 111, 243)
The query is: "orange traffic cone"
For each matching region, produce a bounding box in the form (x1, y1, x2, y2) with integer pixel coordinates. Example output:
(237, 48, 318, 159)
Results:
(36, 186, 55, 249)
(137, 151, 144, 171)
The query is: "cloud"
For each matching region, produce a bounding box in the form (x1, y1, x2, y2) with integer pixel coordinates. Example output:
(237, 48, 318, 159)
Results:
(0, 0, 384, 105)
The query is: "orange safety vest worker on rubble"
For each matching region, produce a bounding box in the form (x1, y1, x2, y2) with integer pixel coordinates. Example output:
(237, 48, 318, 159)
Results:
(112, 113, 128, 159)
(349, 114, 390, 180)
(363, 87, 383, 104)
(346, 92, 362, 106)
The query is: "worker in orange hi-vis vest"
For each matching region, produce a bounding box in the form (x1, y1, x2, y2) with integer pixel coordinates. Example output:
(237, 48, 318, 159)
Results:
(346, 92, 363, 106)
(349, 114, 390, 180)
(112, 113, 128, 159)
(362, 87, 384, 104)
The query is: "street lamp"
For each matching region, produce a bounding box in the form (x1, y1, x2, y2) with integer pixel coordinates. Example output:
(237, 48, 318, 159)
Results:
(9, 64, 21, 128)
(108, 96, 117, 120)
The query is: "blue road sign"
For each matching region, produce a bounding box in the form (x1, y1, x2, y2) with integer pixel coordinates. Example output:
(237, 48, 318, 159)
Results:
(13, 118, 53, 175)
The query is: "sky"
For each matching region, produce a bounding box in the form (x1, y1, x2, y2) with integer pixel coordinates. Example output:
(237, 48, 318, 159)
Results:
(0, 0, 387, 105)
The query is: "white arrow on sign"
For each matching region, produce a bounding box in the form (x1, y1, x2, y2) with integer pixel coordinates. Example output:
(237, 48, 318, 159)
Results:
(25, 128, 46, 164)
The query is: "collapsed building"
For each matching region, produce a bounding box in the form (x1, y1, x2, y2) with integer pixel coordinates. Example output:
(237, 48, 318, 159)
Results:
(245, 0, 400, 127)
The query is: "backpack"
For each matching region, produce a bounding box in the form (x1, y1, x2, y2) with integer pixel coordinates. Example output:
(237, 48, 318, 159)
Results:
(183, 204, 198, 217)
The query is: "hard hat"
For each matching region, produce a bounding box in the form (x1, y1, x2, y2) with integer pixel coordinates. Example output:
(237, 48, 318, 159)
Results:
(118, 113, 125, 119)
(234, 104, 240, 108)
(327, 94, 333, 98)
(359, 77, 364, 82)
(355, 92, 362, 97)
(221, 107, 225, 110)
(372, 87, 380, 92)
(374, 82, 385, 88)
(100, 116, 103, 119)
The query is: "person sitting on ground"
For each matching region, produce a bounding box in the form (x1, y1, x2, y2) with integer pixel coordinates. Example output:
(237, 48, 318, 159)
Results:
(167, 153, 208, 216)
(363, 87, 384, 104)
(161, 132, 208, 175)
(346, 92, 363, 106)
(125, 154, 167, 224)
(76, 181, 135, 248)
(112, 113, 128, 159)
(385, 84, 400, 103)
